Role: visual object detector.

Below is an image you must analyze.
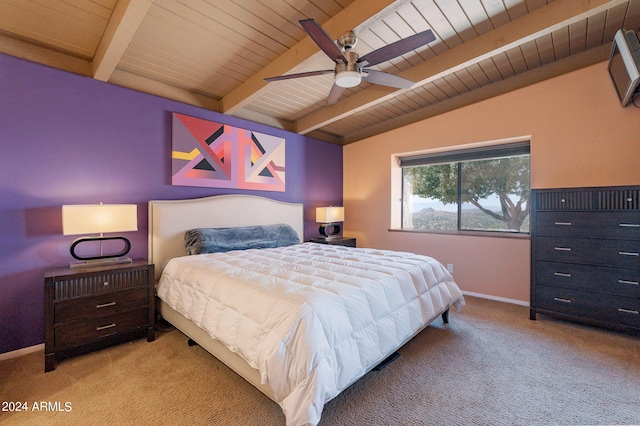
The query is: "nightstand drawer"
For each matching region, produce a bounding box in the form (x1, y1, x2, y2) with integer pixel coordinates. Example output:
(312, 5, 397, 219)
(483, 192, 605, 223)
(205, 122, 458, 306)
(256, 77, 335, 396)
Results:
(535, 261, 640, 297)
(536, 236, 640, 268)
(54, 288, 149, 324)
(536, 211, 640, 240)
(55, 308, 149, 348)
(54, 267, 151, 300)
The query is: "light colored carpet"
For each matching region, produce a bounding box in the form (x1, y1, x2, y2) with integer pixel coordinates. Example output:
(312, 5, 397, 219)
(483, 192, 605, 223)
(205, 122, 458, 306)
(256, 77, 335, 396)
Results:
(1, 296, 639, 425)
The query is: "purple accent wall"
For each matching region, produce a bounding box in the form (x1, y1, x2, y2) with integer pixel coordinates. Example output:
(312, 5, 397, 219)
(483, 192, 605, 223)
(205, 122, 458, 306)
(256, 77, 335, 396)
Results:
(0, 54, 343, 355)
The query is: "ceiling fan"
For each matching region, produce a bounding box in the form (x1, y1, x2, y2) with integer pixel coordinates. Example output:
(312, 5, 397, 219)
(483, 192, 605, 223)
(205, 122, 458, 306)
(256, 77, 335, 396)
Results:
(265, 19, 436, 105)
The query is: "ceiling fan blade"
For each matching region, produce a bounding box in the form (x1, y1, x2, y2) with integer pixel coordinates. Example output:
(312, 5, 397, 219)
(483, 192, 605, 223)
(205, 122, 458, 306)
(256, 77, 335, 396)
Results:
(265, 70, 333, 82)
(358, 29, 436, 67)
(363, 69, 414, 89)
(299, 19, 347, 64)
(326, 84, 345, 105)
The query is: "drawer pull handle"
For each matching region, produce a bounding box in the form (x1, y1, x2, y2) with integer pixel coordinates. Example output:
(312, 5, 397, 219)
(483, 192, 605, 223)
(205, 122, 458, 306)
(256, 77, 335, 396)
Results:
(554, 222, 572, 226)
(618, 308, 639, 315)
(96, 323, 116, 331)
(96, 302, 116, 309)
(618, 280, 639, 285)
(554, 247, 572, 251)
(553, 297, 571, 303)
(554, 272, 572, 277)
(619, 223, 640, 228)
(619, 251, 639, 257)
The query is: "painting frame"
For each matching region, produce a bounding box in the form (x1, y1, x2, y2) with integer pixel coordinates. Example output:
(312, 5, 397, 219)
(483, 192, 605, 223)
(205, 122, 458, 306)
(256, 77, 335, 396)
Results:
(171, 113, 286, 192)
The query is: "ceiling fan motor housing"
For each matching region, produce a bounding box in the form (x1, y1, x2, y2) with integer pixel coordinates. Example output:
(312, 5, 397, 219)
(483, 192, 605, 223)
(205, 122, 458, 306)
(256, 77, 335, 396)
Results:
(338, 31, 357, 50)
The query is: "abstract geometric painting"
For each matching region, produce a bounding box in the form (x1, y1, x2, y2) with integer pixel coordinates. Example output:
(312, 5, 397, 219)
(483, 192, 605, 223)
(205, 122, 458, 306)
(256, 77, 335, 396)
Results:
(171, 113, 286, 192)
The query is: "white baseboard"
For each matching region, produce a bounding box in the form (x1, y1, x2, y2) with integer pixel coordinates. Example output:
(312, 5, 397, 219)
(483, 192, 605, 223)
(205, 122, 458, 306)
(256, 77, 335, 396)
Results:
(0, 343, 44, 362)
(462, 291, 530, 307)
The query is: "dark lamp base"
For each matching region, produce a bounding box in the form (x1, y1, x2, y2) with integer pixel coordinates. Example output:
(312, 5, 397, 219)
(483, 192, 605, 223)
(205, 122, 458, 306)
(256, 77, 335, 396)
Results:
(69, 235, 133, 268)
(70, 257, 133, 269)
(319, 223, 341, 238)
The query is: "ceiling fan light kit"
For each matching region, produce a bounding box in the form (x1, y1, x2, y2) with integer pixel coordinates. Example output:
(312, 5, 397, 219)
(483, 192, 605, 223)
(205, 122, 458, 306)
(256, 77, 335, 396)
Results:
(265, 19, 436, 105)
(335, 70, 361, 88)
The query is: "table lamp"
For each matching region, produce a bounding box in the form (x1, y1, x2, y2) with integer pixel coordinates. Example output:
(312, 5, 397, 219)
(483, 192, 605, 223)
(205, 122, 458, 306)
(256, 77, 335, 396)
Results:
(62, 203, 137, 268)
(316, 206, 344, 239)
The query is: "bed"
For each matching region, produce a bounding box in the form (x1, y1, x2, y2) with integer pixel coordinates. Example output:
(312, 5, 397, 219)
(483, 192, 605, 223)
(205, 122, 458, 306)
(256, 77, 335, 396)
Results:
(148, 195, 465, 426)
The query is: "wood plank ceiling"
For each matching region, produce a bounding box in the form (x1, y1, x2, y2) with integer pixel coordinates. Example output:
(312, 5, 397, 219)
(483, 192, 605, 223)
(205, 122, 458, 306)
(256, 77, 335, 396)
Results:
(1, 0, 639, 145)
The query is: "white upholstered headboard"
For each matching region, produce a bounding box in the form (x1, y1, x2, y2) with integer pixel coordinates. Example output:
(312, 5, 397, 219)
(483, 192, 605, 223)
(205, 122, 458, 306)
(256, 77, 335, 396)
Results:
(148, 195, 304, 280)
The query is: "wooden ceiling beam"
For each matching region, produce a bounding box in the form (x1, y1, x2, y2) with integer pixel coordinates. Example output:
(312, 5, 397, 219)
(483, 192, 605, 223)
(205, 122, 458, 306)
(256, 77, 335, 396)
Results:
(294, 0, 627, 135)
(220, 0, 399, 115)
(108, 68, 219, 110)
(92, 0, 152, 81)
(0, 32, 91, 76)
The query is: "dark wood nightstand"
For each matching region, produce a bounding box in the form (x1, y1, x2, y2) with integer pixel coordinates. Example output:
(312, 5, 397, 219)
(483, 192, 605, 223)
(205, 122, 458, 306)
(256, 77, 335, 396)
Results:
(309, 237, 356, 247)
(44, 259, 155, 372)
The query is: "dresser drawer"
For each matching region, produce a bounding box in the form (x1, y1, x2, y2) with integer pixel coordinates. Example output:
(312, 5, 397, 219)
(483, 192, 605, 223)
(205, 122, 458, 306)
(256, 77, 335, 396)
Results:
(535, 261, 640, 297)
(536, 211, 640, 239)
(535, 285, 640, 328)
(535, 187, 640, 211)
(54, 288, 149, 324)
(535, 236, 640, 268)
(54, 308, 149, 349)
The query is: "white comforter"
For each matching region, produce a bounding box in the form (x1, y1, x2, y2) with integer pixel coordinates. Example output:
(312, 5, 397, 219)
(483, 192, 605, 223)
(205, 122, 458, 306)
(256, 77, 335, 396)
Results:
(157, 243, 465, 426)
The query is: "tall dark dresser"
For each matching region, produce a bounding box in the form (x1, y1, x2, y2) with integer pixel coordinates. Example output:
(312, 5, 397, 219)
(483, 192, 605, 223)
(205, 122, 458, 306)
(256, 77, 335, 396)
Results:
(530, 186, 640, 333)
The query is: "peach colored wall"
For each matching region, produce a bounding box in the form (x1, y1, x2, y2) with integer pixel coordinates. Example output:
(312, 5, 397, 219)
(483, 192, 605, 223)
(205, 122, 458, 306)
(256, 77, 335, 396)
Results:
(343, 62, 640, 304)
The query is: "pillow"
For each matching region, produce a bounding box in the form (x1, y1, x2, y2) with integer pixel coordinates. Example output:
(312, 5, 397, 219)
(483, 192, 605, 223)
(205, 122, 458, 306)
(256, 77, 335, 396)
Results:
(185, 223, 300, 255)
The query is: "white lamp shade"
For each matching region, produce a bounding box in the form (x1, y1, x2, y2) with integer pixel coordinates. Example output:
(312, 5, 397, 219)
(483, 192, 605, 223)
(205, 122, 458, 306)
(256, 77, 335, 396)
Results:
(316, 206, 344, 223)
(62, 204, 138, 236)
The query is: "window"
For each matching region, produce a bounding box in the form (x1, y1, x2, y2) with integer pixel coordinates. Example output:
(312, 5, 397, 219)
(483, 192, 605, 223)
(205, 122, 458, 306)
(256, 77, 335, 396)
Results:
(400, 142, 530, 233)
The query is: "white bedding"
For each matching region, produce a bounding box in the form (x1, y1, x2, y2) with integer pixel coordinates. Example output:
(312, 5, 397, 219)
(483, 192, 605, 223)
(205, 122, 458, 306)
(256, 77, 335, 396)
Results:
(156, 242, 465, 426)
